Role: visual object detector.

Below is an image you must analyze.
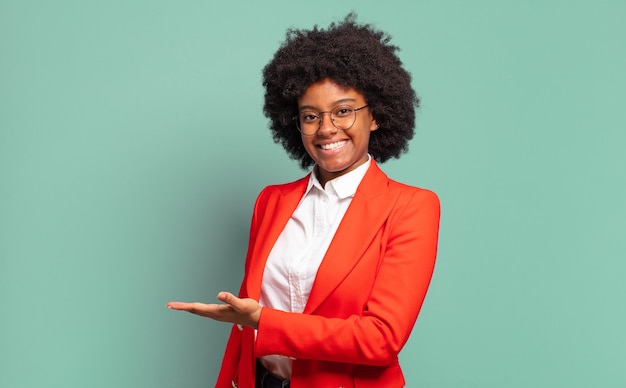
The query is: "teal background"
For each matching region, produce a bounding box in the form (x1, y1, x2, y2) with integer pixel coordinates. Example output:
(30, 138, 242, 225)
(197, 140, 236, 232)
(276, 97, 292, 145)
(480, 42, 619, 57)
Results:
(1, 1, 624, 387)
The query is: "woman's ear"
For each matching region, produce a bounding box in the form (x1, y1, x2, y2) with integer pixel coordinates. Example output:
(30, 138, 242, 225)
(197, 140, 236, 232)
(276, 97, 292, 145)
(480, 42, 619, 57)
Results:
(370, 117, 379, 131)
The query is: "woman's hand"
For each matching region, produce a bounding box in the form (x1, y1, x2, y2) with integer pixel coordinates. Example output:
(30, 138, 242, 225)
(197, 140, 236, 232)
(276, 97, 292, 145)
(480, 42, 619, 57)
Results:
(167, 292, 262, 329)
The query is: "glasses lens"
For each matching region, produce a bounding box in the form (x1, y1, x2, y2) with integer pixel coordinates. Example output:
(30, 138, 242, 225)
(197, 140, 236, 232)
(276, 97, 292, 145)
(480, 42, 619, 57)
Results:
(296, 111, 320, 135)
(331, 106, 356, 130)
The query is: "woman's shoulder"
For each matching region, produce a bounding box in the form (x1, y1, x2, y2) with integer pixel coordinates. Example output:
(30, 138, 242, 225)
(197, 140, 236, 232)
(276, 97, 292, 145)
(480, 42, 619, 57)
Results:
(386, 178, 440, 210)
(387, 177, 438, 196)
(254, 174, 310, 204)
(262, 174, 309, 193)
(367, 162, 439, 202)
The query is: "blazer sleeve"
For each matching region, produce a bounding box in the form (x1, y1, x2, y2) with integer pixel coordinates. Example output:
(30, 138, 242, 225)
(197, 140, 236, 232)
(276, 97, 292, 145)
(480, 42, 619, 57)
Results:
(255, 188, 441, 366)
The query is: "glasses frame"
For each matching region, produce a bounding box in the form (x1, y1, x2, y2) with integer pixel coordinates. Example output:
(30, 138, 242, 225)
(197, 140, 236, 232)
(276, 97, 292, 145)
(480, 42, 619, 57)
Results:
(293, 104, 369, 136)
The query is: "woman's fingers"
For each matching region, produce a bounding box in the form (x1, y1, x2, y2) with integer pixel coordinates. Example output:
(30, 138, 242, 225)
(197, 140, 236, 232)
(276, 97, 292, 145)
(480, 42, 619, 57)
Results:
(167, 293, 262, 329)
(167, 301, 234, 319)
(165, 301, 192, 310)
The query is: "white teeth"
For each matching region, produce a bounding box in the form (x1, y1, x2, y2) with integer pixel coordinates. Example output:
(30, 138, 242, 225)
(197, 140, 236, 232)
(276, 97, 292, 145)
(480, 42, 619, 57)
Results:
(320, 141, 347, 150)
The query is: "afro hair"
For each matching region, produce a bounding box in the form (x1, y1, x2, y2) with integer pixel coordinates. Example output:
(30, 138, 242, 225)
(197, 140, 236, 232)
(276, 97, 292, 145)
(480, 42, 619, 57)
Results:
(262, 13, 419, 169)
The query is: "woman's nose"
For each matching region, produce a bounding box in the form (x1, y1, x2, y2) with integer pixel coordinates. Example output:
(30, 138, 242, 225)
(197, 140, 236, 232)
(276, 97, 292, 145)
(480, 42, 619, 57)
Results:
(317, 112, 337, 136)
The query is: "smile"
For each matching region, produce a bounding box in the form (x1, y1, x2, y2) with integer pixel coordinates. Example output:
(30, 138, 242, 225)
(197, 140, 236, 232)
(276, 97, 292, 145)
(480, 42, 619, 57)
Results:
(319, 140, 347, 150)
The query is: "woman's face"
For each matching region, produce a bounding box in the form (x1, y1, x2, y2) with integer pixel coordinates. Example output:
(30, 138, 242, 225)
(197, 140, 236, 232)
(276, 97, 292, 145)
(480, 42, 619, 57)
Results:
(297, 78, 378, 186)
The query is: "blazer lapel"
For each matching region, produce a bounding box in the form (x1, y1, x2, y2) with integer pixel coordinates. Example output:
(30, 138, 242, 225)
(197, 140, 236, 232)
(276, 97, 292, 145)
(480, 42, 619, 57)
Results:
(304, 162, 394, 314)
(246, 177, 308, 300)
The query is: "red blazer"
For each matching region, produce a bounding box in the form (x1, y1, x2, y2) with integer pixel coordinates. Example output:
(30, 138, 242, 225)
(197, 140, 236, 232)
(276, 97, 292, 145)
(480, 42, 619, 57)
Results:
(216, 160, 440, 388)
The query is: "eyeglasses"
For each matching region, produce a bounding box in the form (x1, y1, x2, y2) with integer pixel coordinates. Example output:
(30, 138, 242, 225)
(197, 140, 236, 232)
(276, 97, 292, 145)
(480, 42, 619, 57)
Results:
(293, 104, 369, 136)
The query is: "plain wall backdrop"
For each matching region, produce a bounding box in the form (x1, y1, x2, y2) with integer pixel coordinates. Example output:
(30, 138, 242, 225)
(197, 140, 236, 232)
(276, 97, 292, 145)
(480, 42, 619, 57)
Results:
(1, 1, 624, 387)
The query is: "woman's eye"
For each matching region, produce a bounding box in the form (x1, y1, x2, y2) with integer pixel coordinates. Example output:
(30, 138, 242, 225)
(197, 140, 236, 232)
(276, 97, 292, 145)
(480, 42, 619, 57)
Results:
(334, 108, 353, 117)
(301, 113, 318, 122)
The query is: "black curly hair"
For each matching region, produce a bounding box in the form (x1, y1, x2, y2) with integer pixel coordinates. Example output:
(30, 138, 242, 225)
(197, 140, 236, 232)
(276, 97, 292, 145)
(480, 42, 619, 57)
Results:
(262, 13, 419, 169)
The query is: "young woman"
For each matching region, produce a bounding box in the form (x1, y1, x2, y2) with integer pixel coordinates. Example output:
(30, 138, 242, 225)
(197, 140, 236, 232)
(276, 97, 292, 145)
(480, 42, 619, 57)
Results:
(168, 14, 440, 388)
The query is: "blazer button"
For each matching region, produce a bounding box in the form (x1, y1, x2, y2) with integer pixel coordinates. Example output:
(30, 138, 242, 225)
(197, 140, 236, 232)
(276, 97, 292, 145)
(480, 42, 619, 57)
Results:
(236, 324, 243, 331)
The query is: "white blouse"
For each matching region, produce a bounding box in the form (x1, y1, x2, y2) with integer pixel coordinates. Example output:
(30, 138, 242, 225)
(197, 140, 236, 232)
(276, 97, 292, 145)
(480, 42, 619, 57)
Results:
(258, 156, 371, 379)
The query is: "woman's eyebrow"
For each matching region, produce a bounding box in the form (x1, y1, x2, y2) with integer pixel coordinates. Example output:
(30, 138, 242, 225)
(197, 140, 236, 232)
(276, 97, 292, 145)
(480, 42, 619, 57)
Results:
(299, 98, 358, 111)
